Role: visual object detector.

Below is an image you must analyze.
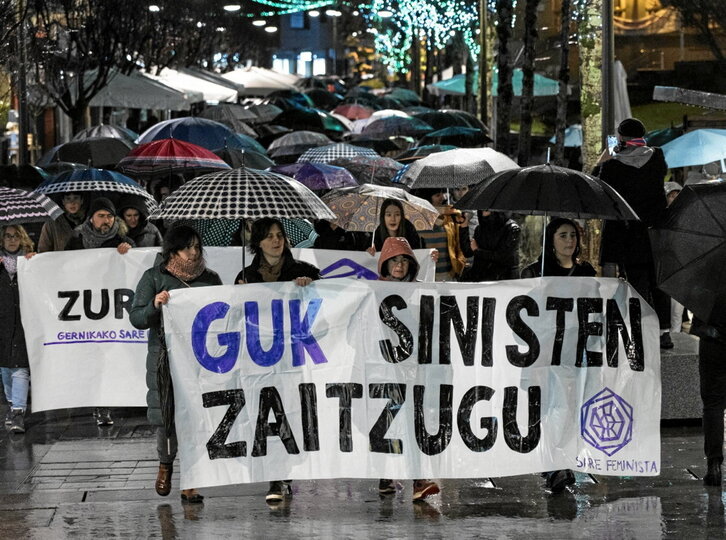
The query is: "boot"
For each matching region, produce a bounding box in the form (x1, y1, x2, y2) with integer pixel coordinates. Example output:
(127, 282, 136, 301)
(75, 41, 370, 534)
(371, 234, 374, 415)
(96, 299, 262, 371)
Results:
(155, 463, 173, 496)
(704, 458, 722, 486)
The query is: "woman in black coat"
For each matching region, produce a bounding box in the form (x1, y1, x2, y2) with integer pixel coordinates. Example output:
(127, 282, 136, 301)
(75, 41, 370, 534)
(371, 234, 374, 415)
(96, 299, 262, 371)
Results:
(460, 211, 520, 282)
(234, 217, 320, 504)
(0, 225, 36, 434)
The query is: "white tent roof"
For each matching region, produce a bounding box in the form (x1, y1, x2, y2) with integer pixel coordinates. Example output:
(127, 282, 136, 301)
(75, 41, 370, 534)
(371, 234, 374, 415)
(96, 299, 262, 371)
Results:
(222, 67, 299, 96)
(88, 70, 202, 111)
(146, 68, 239, 103)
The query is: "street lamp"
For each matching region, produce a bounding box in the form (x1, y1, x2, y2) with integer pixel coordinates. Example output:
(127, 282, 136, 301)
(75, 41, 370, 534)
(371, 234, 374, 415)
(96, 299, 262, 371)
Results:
(326, 9, 342, 77)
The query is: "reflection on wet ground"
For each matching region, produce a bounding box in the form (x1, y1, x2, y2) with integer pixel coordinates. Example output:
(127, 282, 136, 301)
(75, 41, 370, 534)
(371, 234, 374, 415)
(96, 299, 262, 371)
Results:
(0, 407, 722, 539)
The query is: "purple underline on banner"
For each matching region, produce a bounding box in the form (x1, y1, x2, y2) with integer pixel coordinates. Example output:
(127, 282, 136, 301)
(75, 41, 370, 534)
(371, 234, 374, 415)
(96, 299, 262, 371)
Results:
(43, 340, 149, 346)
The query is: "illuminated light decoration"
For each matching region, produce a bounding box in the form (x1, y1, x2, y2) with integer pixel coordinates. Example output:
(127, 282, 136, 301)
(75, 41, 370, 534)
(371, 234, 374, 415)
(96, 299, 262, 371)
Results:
(223, 4, 242, 11)
(309, 9, 320, 16)
(252, 19, 267, 26)
(265, 25, 279, 32)
(367, 0, 481, 73)
(148, 4, 160, 11)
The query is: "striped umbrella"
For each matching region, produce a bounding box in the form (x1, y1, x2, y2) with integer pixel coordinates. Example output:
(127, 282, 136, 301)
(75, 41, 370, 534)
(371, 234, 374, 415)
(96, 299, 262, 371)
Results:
(117, 139, 230, 177)
(0, 186, 64, 225)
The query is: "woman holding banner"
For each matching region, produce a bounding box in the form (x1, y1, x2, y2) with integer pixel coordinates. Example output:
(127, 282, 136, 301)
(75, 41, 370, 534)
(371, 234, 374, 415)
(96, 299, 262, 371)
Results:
(521, 217, 595, 494)
(235, 217, 320, 504)
(376, 236, 441, 501)
(0, 225, 36, 434)
(130, 225, 222, 504)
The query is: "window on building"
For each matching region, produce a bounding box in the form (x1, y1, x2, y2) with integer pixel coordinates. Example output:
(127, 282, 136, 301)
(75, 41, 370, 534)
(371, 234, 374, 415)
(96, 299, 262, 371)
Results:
(290, 12, 308, 29)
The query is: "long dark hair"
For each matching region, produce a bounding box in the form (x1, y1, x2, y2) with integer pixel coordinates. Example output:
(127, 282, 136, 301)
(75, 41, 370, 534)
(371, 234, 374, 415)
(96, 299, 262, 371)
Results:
(378, 198, 405, 238)
(539, 217, 581, 271)
(162, 225, 203, 264)
(249, 217, 290, 256)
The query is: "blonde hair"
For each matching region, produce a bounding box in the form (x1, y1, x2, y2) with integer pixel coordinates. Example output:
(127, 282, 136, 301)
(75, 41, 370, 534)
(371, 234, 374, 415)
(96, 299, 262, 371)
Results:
(1, 224, 34, 253)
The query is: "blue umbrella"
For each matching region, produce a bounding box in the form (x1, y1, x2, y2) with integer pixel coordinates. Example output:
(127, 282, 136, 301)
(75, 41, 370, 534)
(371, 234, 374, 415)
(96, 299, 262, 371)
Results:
(35, 167, 158, 213)
(548, 124, 583, 148)
(661, 129, 726, 169)
(136, 117, 237, 151)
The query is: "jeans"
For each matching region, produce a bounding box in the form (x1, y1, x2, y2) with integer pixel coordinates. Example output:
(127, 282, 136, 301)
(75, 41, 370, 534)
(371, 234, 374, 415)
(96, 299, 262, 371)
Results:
(157, 427, 178, 464)
(1, 367, 29, 410)
(699, 338, 726, 461)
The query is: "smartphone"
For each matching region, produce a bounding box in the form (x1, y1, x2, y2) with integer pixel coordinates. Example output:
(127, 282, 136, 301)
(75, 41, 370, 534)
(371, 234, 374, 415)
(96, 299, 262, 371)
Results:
(607, 135, 618, 155)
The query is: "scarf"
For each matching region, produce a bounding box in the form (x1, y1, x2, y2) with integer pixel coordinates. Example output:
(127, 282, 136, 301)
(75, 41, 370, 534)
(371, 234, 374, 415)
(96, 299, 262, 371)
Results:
(79, 219, 120, 249)
(625, 138, 647, 147)
(437, 206, 466, 277)
(0, 248, 21, 279)
(258, 255, 285, 283)
(64, 211, 85, 228)
(165, 256, 206, 283)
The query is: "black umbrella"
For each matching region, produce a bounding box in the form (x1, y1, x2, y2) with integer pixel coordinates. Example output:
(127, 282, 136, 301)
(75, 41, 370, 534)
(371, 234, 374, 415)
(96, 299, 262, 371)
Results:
(455, 164, 640, 275)
(274, 107, 348, 134)
(413, 111, 472, 130)
(305, 88, 344, 110)
(361, 116, 434, 140)
(37, 137, 133, 169)
(156, 324, 175, 452)
(419, 126, 492, 147)
(455, 163, 638, 220)
(213, 147, 275, 170)
(650, 180, 726, 326)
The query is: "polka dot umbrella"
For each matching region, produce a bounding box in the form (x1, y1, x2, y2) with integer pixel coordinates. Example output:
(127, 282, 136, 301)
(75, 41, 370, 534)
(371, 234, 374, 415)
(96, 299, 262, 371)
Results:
(148, 167, 336, 278)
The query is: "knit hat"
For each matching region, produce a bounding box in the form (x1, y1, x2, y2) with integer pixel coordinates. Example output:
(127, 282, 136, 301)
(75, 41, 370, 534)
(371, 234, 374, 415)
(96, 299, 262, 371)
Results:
(664, 182, 682, 196)
(617, 118, 646, 138)
(88, 197, 116, 217)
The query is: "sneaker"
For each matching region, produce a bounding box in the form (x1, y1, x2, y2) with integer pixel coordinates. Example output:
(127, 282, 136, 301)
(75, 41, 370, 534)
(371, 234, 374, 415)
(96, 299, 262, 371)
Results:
(4, 409, 12, 426)
(378, 478, 396, 495)
(94, 408, 113, 426)
(265, 480, 292, 502)
(9, 409, 25, 434)
(545, 469, 576, 493)
(660, 332, 674, 349)
(412, 479, 440, 501)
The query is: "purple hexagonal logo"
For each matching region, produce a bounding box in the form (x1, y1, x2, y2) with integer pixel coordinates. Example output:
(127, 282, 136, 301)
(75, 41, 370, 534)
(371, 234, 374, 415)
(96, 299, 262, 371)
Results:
(580, 387, 633, 456)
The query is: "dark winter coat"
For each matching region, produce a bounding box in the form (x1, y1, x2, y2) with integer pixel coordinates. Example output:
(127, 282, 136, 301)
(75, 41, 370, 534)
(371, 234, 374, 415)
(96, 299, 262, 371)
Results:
(0, 263, 29, 369)
(236, 249, 321, 284)
(129, 262, 222, 426)
(594, 146, 667, 267)
(460, 214, 520, 282)
(521, 260, 597, 279)
(373, 218, 425, 251)
(313, 221, 371, 251)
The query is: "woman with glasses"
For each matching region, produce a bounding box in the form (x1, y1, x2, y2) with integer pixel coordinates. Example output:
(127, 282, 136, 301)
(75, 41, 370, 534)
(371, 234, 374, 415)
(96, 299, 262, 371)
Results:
(0, 225, 36, 434)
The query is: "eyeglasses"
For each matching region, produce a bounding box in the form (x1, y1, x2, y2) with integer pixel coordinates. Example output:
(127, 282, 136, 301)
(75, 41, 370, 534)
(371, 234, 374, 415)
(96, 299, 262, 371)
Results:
(3, 233, 20, 240)
(389, 257, 410, 266)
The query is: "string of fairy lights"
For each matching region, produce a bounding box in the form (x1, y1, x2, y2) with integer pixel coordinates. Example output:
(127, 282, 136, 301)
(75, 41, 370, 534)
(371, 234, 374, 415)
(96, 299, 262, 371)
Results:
(246, 0, 484, 74)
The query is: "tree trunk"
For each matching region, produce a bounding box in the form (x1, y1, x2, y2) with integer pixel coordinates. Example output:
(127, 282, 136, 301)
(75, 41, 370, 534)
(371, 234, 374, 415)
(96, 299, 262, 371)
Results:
(464, 47, 475, 114)
(578, 0, 605, 273)
(578, 0, 603, 173)
(553, 0, 572, 165)
(495, 0, 514, 155)
(478, 0, 489, 126)
(517, 0, 541, 166)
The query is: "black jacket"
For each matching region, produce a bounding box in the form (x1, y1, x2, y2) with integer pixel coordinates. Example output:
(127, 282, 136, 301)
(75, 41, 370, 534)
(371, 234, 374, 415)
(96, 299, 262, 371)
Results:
(236, 249, 321, 284)
(0, 264, 28, 369)
(460, 214, 520, 282)
(594, 146, 667, 267)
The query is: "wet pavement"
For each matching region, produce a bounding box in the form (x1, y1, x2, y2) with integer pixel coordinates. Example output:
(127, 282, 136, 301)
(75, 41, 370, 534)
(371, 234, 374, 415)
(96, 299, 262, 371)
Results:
(2, 332, 724, 540)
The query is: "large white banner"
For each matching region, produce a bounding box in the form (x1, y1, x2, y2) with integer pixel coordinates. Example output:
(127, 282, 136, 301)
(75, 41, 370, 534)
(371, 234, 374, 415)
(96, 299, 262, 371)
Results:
(19, 247, 434, 411)
(163, 278, 661, 487)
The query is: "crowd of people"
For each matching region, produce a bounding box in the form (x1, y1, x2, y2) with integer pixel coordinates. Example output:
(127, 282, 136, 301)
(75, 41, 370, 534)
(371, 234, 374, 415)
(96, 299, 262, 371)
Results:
(1, 115, 723, 508)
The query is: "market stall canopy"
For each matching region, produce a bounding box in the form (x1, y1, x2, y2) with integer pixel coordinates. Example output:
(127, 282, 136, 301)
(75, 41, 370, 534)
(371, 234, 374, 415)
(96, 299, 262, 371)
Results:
(88, 70, 202, 111)
(222, 67, 299, 96)
(144, 68, 238, 104)
(427, 69, 560, 97)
